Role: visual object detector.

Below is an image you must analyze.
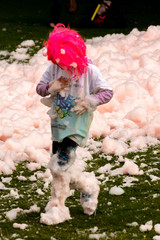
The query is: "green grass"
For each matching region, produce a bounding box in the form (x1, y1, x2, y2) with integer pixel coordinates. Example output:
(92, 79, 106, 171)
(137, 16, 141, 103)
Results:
(0, 144, 160, 240)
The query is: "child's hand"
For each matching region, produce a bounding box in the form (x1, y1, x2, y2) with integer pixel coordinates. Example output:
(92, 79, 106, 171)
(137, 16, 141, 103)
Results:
(72, 96, 98, 115)
(72, 98, 89, 115)
(48, 77, 71, 95)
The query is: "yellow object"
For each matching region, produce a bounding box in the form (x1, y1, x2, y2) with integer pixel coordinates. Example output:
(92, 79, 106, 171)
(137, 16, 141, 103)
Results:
(91, 4, 101, 21)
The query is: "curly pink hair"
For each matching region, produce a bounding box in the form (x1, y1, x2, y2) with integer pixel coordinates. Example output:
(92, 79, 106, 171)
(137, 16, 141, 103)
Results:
(44, 24, 88, 78)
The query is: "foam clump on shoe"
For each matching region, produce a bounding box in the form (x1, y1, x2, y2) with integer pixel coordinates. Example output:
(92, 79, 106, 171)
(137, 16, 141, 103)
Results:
(40, 205, 71, 225)
(79, 173, 100, 215)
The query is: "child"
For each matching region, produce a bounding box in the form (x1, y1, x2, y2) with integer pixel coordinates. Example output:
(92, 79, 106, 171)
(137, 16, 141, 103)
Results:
(36, 24, 113, 225)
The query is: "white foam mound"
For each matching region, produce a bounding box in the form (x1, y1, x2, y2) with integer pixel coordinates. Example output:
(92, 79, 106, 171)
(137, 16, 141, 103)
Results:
(0, 25, 160, 174)
(109, 186, 124, 195)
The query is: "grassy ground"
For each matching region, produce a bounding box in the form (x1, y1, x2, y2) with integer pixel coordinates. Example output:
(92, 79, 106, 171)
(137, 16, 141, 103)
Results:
(0, 144, 160, 240)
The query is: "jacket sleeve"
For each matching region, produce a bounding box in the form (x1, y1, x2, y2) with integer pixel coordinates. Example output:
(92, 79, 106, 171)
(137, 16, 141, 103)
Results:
(36, 83, 50, 97)
(94, 89, 113, 105)
(88, 64, 113, 106)
(36, 63, 54, 97)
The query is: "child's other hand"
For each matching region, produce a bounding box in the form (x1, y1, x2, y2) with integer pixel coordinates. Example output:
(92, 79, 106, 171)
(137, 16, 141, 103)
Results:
(72, 96, 98, 115)
(72, 98, 88, 115)
(48, 77, 71, 95)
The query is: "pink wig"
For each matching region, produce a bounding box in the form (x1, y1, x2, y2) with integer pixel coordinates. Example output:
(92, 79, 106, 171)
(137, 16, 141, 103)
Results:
(44, 24, 88, 78)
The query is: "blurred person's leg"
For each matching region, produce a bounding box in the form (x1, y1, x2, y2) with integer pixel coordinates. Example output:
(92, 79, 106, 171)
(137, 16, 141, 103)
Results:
(67, 0, 77, 13)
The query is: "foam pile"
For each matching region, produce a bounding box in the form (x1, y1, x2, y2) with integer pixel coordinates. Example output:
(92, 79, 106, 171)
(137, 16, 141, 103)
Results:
(0, 25, 160, 174)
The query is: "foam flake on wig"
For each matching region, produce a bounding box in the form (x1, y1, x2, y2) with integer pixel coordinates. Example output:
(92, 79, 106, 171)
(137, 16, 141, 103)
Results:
(44, 24, 88, 78)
